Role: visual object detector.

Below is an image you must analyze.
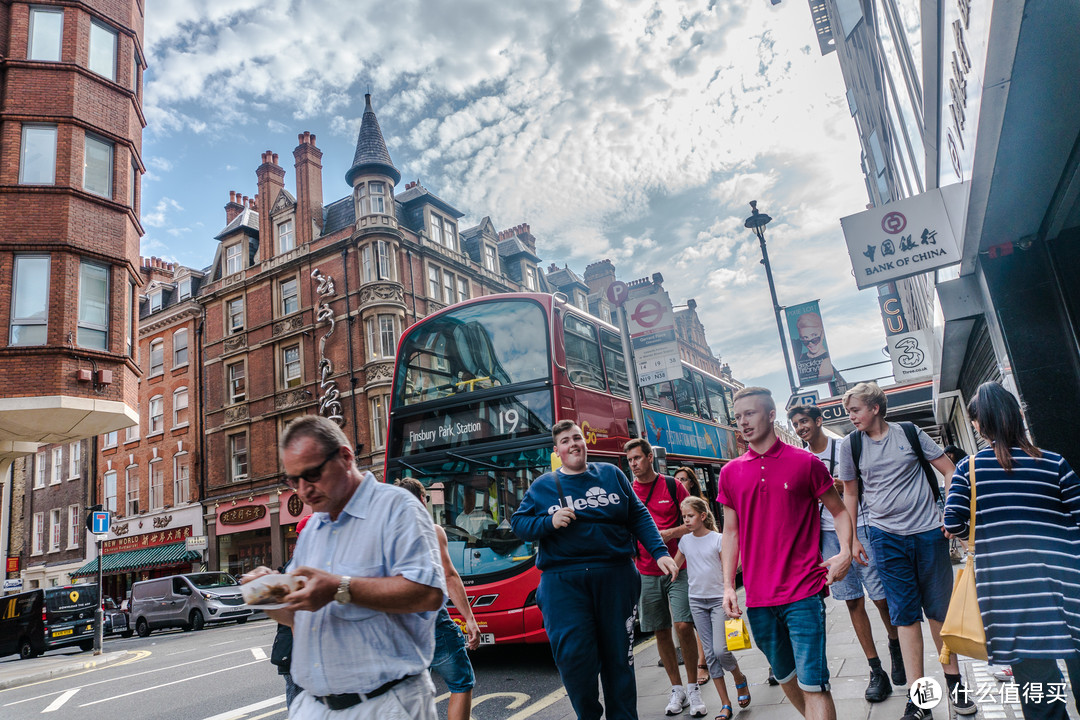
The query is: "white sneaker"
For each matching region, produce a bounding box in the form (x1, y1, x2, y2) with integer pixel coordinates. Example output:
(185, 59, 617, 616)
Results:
(687, 684, 707, 717)
(665, 685, 688, 715)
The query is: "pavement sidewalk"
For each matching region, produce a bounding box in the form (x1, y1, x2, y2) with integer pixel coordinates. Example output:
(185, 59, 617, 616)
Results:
(626, 591, 1079, 720)
(0, 650, 131, 690)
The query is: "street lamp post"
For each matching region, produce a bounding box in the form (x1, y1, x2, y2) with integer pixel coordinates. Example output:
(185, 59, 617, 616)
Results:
(744, 201, 799, 396)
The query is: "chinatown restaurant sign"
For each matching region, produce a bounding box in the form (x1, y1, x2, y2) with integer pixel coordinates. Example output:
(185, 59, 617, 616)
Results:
(103, 526, 193, 555)
(840, 187, 963, 290)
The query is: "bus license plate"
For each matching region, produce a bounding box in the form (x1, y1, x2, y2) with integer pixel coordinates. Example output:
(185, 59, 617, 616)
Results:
(479, 633, 495, 645)
(53, 628, 73, 637)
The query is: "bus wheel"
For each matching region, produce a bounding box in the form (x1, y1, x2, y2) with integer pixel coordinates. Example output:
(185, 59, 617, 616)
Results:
(19, 638, 37, 660)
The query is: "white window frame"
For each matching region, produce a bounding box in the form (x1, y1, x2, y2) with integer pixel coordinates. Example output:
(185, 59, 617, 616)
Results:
(379, 315, 396, 358)
(69, 442, 81, 479)
(431, 214, 442, 247)
(19, 124, 57, 186)
(361, 245, 373, 282)
(28, 7, 63, 62)
(444, 221, 456, 251)
(103, 431, 117, 449)
(67, 504, 80, 549)
(228, 361, 246, 404)
(457, 277, 468, 304)
(173, 452, 190, 504)
(525, 265, 537, 291)
(104, 470, 118, 512)
(229, 433, 249, 481)
(149, 338, 164, 376)
(173, 387, 189, 428)
(227, 297, 244, 333)
(369, 182, 385, 214)
(83, 133, 113, 199)
(149, 290, 162, 312)
(125, 465, 139, 516)
(88, 19, 117, 81)
(370, 395, 387, 450)
(442, 270, 454, 305)
(10, 255, 51, 346)
(149, 459, 164, 510)
(35, 451, 46, 488)
(32, 512, 44, 555)
(427, 266, 440, 299)
(377, 240, 392, 280)
(49, 508, 61, 551)
(225, 243, 243, 275)
(177, 277, 192, 300)
(280, 278, 298, 316)
(356, 183, 367, 215)
(484, 245, 497, 272)
(277, 219, 295, 253)
(51, 447, 63, 484)
(148, 395, 163, 435)
(77, 261, 109, 350)
(282, 344, 301, 388)
(125, 421, 139, 442)
(173, 328, 189, 367)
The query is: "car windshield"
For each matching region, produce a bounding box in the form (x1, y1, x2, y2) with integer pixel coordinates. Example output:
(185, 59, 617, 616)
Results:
(186, 572, 238, 589)
(394, 447, 550, 581)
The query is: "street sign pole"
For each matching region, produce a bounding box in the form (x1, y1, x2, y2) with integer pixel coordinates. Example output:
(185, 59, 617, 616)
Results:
(617, 305, 646, 439)
(95, 536, 103, 655)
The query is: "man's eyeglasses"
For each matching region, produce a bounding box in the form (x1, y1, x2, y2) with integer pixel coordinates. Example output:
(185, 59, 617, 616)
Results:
(283, 447, 340, 490)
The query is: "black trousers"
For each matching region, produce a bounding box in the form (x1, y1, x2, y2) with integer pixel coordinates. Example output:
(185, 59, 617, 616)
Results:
(1009, 656, 1080, 720)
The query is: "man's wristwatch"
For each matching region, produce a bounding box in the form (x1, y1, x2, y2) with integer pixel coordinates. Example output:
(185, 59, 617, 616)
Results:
(334, 575, 352, 605)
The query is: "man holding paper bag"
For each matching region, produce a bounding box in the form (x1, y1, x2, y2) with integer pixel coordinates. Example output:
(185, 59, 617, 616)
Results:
(718, 388, 853, 720)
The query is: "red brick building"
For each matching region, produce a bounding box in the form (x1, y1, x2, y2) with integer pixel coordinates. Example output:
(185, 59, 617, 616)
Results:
(199, 96, 541, 574)
(0, 0, 145, 584)
(77, 257, 206, 602)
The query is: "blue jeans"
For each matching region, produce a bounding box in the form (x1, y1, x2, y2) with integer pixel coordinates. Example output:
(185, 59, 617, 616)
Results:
(821, 525, 886, 602)
(746, 592, 830, 693)
(429, 607, 475, 693)
(867, 526, 952, 626)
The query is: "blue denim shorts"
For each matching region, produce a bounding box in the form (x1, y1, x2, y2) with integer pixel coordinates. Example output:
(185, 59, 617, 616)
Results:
(821, 525, 886, 602)
(429, 607, 475, 693)
(746, 592, 829, 693)
(867, 526, 952, 627)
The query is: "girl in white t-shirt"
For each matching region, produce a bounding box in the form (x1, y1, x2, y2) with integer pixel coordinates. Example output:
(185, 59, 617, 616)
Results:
(674, 496, 751, 719)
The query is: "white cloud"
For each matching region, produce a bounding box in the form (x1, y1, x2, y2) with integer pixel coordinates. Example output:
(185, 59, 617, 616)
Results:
(142, 197, 184, 228)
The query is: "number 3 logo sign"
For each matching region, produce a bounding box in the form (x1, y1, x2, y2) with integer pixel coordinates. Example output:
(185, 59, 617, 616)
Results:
(894, 336, 925, 369)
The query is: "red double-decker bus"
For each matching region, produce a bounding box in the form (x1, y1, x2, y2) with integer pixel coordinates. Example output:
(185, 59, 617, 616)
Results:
(385, 293, 742, 645)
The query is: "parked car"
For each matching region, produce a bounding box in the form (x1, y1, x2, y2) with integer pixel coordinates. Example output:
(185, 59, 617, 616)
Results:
(129, 572, 252, 637)
(102, 597, 132, 637)
(0, 585, 99, 659)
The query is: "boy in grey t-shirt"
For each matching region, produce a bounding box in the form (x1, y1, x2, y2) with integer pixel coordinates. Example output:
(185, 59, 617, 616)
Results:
(839, 383, 972, 720)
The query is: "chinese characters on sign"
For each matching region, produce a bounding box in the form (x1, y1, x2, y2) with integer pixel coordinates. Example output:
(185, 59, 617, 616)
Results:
(785, 300, 834, 385)
(102, 525, 193, 555)
(840, 188, 963, 290)
(311, 268, 345, 426)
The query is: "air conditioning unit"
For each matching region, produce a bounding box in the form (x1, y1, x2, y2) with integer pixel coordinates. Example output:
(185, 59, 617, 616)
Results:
(95, 369, 113, 385)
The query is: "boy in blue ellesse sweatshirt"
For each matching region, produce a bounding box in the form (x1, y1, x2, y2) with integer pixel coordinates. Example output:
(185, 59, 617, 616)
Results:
(512, 421, 676, 720)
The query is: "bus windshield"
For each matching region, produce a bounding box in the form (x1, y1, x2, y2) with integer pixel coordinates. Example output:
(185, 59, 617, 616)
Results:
(393, 300, 550, 406)
(393, 447, 551, 581)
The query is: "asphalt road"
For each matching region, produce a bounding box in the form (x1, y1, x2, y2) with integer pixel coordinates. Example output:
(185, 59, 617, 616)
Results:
(0, 615, 571, 720)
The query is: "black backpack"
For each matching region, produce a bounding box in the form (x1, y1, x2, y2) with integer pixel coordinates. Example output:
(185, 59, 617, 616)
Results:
(849, 421, 941, 504)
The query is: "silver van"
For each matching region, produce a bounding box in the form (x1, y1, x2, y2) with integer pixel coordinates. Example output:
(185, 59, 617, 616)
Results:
(130, 572, 252, 637)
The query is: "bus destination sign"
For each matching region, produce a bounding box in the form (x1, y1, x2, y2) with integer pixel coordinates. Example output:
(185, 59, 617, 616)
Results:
(398, 390, 554, 455)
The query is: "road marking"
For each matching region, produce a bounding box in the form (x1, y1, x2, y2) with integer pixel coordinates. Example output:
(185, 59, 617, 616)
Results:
(250, 647, 267, 660)
(244, 707, 287, 720)
(78, 659, 265, 707)
(41, 689, 79, 713)
(200, 695, 286, 720)
(209, 640, 235, 647)
(4, 648, 254, 706)
(472, 691, 530, 711)
(0, 651, 152, 698)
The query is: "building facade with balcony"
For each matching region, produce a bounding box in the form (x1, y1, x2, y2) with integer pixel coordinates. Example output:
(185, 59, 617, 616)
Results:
(197, 97, 542, 575)
(0, 0, 146, 586)
(73, 257, 206, 602)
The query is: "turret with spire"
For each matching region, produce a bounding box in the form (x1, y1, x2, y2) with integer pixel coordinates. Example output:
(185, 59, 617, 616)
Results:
(346, 94, 401, 188)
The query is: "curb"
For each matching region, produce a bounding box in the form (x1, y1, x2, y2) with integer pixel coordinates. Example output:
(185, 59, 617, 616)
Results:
(0, 650, 132, 690)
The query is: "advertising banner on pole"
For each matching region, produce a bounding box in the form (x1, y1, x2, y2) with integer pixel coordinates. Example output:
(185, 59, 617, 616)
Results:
(785, 300, 835, 386)
(625, 288, 682, 387)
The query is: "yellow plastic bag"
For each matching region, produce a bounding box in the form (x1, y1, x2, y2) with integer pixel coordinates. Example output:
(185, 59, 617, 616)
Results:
(725, 617, 752, 651)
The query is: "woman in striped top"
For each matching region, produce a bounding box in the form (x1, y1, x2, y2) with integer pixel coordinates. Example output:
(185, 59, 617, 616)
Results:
(943, 382, 1080, 720)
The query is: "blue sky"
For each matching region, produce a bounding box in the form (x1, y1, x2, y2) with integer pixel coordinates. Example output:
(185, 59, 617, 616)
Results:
(140, 0, 899, 402)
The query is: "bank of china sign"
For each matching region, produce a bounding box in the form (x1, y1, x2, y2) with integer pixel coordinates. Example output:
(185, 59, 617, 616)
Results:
(840, 188, 963, 290)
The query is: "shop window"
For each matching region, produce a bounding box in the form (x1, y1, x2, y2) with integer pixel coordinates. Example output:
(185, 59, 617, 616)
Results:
(10, 255, 50, 345)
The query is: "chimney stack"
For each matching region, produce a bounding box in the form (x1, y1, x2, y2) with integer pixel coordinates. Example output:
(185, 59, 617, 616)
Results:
(225, 189, 244, 224)
(293, 130, 324, 248)
(256, 150, 285, 264)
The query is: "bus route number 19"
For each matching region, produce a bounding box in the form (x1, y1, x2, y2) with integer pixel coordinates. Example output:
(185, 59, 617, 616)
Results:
(496, 408, 520, 435)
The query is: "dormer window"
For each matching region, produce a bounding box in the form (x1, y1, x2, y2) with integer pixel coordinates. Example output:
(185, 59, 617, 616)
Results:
(149, 290, 162, 313)
(225, 243, 242, 275)
(431, 215, 442, 246)
(178, 278, 192, 300)
(278, 219, 295, 253)
(525, 266, 537, 291)
(484, 245, 497, 272)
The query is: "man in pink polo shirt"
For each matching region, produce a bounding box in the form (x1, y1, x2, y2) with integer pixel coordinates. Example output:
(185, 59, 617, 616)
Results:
(719, 387, 853, 720)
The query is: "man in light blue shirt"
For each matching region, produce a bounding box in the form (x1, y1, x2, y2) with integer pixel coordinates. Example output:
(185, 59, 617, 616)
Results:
(244, 416, 445, 719)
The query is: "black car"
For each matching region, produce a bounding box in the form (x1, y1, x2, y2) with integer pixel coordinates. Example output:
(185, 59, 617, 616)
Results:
(0, 585, 99, 659)
(102, 597, 132, 637)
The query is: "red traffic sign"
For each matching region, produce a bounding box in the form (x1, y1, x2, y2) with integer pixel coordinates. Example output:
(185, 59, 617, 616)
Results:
(605, 280, 629, 307)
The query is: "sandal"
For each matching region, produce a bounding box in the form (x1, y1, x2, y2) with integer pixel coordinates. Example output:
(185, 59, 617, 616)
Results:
(734, 675, 751, 708)
(697, 663, 710, 685)
(715, 705, 733, 720)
